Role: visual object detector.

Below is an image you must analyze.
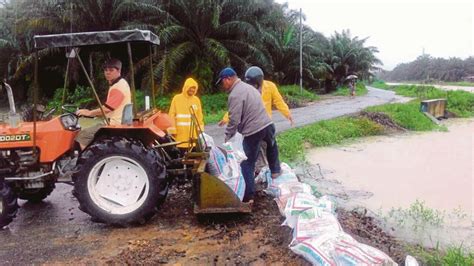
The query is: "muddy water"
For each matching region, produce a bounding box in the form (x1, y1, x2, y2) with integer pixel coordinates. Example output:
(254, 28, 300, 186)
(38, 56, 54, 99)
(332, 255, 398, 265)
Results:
(304, 119, 473, 250)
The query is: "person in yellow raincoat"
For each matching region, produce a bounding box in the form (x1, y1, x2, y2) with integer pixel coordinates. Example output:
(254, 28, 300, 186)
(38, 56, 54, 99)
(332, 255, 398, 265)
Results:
(168, 78, 204, 150)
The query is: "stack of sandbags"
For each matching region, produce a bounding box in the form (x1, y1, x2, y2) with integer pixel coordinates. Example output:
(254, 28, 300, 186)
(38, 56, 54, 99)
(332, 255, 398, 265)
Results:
(201, 133, 246, 201)
(258, 164, 396, 266)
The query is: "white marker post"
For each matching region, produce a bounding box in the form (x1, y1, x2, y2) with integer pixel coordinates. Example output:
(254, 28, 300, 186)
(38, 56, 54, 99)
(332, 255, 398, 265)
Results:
(145, 96, 150, 110)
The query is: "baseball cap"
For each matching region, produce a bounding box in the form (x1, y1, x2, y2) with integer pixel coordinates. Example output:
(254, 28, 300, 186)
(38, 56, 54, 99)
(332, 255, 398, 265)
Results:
(215, 67, 237, 85)
(103, 58, 122, 70)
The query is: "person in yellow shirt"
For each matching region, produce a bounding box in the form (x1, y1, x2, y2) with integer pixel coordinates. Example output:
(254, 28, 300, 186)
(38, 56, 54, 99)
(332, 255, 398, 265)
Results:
(218, 66, 293, 175)
(168, 78, 204, 151)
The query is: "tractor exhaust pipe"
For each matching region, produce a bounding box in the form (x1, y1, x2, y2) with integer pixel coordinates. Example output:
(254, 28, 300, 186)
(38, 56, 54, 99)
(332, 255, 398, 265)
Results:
(2, 81, 17, 114)
(1, 80, 20, 127)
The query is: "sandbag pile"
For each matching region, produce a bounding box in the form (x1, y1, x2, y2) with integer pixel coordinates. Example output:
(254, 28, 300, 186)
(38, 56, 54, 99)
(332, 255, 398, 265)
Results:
(257, 165, 396, 266)
(201, 133, 246, 201)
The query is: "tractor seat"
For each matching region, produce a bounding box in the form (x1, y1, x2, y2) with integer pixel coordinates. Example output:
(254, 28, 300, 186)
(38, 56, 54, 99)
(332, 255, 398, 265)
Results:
(121, 103, 133, 125)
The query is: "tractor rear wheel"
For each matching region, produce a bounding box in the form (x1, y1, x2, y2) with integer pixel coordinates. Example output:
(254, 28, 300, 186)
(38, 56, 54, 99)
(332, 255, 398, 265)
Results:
(0, 181, 18, 228)
(73, 137, 167, 226)
(16, 182, 55, 203)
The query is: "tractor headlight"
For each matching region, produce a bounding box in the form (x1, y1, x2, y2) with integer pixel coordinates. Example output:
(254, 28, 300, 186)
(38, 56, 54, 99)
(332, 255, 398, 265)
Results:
(60, 113, 79, 130)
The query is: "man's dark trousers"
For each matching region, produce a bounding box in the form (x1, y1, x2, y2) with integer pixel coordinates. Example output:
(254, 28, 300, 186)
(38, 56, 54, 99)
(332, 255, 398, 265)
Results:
(241, 124, 281, 201)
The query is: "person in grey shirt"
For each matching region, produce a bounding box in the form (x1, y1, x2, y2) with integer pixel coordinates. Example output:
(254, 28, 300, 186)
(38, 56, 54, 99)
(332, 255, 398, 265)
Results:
(216, 67, 281, 202)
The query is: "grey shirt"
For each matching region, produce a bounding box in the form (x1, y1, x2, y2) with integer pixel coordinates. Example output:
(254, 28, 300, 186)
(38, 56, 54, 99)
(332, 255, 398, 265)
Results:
(225, 79, 272, 142)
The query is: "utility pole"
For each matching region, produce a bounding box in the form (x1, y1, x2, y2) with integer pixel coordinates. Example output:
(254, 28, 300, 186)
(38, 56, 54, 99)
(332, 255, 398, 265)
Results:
(299, 8, 303, 93)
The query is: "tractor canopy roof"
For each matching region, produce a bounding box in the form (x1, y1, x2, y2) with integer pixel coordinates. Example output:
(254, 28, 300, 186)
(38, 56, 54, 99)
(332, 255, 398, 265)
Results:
(34, 29, 160, 49)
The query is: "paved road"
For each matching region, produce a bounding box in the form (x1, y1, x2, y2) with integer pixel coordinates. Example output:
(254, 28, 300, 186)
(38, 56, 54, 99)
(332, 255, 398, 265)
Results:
(0, 87, 409, 264)
(206, 86, 411, 145)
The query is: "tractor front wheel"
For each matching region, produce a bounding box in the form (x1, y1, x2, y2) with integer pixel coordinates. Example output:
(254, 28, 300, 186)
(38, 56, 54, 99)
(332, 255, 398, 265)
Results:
(72, 137, 167, 226)
(15, 182, 55, 203)
(0, 181, 18, 228)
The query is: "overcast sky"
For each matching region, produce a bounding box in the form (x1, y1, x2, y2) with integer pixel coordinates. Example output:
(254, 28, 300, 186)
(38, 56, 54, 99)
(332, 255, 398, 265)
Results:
(275, 0, 473, 70)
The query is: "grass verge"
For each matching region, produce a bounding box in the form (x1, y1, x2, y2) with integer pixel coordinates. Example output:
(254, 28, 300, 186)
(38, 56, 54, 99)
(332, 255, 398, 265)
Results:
(365, 101, 440, 131)
(279, 85, 319, 107)
(392, 85, 474, 117)
(277, 117, 383, 162)
(369, 80, 391, 89)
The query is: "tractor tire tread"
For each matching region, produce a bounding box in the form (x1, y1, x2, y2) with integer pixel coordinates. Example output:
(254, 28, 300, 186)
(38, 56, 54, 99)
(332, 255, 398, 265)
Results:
(0, 181, 18, 228)
(72, 137, 167, 226)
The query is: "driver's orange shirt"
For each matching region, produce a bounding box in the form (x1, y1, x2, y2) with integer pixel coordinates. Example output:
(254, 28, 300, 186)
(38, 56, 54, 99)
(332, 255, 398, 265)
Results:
(104, 78, 131, 125)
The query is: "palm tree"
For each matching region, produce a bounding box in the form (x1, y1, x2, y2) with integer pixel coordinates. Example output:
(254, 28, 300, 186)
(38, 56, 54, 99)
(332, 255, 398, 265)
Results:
(134, 0, 268, 94)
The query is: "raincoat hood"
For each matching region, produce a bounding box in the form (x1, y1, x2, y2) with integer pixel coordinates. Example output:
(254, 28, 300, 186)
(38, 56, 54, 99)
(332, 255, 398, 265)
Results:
(181, 78, 199, 97)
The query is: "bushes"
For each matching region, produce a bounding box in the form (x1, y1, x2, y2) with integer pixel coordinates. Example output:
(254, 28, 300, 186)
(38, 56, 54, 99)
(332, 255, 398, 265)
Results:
(446, 90, 474, 117)
(279, 85, 319, 107)
(201, 93, 228, 124)
(47, 86, 94, 111)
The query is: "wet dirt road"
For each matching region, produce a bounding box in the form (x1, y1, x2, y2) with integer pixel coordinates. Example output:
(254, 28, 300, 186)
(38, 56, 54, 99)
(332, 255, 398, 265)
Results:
(0, 87, 407, 264)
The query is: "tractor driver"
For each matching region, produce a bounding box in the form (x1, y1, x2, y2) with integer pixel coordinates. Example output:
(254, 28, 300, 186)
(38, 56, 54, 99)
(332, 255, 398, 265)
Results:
(75, 58, 131, 150)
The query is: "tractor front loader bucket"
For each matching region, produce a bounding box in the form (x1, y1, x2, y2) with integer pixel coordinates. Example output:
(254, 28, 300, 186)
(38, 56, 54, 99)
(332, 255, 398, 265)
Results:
(194, 172, 251, 214)
(185, 108, 251, 214)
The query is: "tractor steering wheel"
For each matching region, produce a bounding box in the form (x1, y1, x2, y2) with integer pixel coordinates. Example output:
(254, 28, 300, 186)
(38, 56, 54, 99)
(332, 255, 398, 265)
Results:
(62, 104, 78, 116)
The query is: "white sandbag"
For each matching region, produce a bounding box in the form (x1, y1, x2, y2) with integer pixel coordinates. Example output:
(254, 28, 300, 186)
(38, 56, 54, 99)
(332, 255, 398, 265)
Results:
(219, 142, 246, 200)
(332, 236, 396, 265)
(207, 146, 227, 177)
(265, 181, 312, 198)
(227, 133, 247, 163)
(291, 210, 342, 243)
(199, 132, 215, 148)
(291, 232, 396, 266)
(290, 232, 345, 266)
(282, 193, 336, 228)
(405, 255, 419, 266)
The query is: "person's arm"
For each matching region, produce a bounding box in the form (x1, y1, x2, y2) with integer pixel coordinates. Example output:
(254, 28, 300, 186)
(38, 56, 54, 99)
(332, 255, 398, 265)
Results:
(167, 96, 177, 135)
(196, 98, 205, 129)
(76, 106, 112, 117)
(225, 94, 243, 142)
(76, 87, 125, 117)
(270, 83, 293, 125)
(218, 112, 230, 126)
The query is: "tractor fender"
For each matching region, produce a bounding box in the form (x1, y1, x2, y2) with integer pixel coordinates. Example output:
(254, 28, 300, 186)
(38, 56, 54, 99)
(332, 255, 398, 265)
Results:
(95, 127, 166, 147)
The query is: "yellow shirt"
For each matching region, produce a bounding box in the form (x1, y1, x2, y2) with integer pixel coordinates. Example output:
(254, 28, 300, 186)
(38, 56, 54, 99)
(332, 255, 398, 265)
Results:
(222, 80, 290, 123)
(168, 78, 204, 148)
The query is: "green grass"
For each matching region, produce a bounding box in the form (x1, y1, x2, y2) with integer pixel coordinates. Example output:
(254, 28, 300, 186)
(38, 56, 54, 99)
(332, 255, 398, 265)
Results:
(409, 244, 474, 266)
(392, 85, 474, 117)
(201, 93, 228, 124)
(279, 85, 319, 106)
(332, 82, 368, 96)
(277, 117, 384, 162)
(365, 101, 439, 131)
(370, 79, 391, 89)
(440, 81, 474, 87)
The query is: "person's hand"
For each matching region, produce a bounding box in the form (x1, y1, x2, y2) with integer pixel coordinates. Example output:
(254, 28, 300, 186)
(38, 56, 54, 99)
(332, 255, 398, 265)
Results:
(76, 109, 91, 117)
(288, 114, 294, 126)
(218, 119, 227, 127)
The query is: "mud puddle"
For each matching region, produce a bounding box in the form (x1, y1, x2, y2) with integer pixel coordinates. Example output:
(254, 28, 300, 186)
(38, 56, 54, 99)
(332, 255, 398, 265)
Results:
(300, 118, 473, 250)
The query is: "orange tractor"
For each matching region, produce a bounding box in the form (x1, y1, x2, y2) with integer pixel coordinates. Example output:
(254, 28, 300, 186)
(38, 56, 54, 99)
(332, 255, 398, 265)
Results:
(0, 30, 249, 228)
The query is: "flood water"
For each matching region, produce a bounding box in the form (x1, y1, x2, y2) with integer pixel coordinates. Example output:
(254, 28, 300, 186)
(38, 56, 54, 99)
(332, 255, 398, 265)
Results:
(304, 119, 473, 250)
